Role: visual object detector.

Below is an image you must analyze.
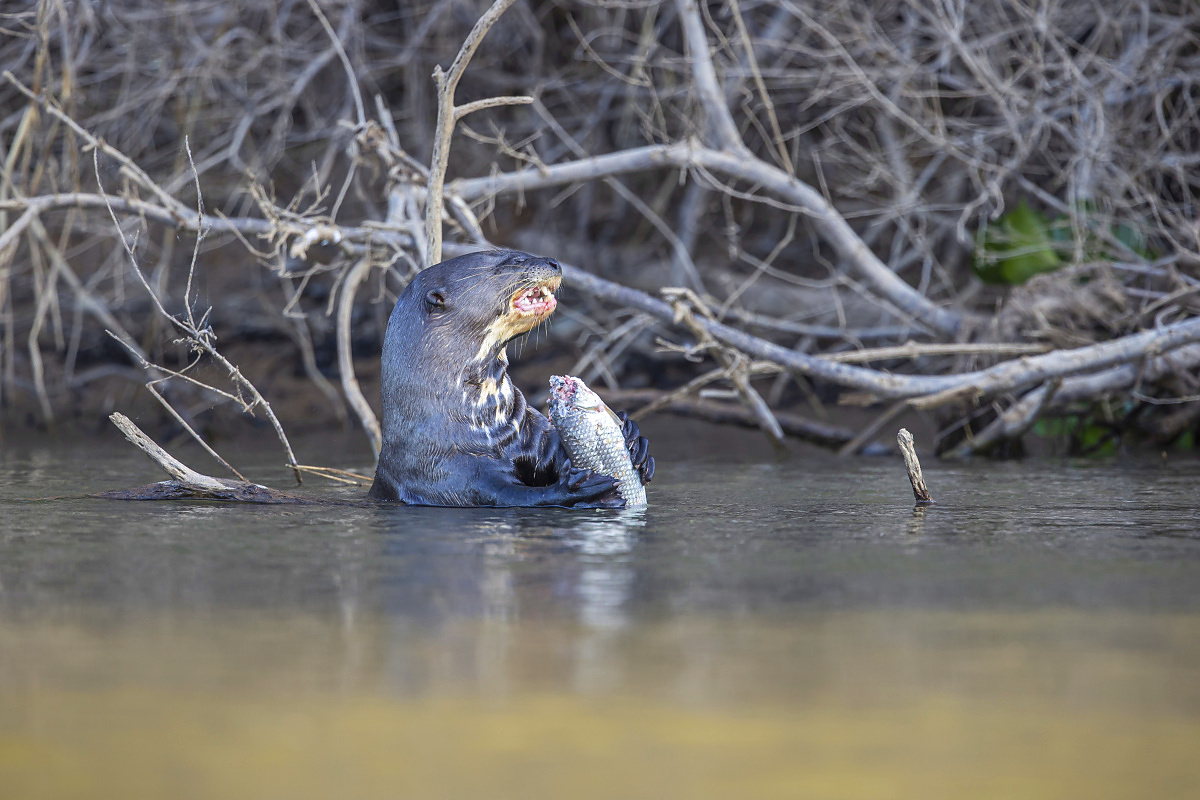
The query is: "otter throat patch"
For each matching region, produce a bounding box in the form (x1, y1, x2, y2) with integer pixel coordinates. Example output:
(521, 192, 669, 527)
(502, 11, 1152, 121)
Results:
(474, 277, 560, 361)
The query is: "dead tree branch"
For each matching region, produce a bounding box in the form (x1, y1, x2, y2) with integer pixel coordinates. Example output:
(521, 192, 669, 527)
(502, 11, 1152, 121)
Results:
(5, 0, 1199, 459)
(449, 142, 965, 336)
(424, 0, 530, 265)
(337, 255, 383, 455)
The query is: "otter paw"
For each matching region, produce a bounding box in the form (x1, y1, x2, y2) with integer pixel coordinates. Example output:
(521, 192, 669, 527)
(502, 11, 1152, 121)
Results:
(617, 411, 654, 484)
(639, 454, 655, 485)
(617, 410, 637, 443)
(566, 468, 624, 508)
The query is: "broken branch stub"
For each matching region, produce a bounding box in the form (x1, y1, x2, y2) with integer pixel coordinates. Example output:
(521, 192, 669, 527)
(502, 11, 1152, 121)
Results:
(897, 428, 934, 505)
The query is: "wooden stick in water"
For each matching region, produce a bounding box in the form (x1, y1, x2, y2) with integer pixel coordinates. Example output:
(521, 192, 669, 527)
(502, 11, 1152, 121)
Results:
(897, 428, 934, 505)
(110, 412, 230, 492)
(103, 413, 322, 503)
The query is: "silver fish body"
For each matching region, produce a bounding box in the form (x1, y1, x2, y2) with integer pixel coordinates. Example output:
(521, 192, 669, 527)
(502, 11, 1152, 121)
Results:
(547, 375, 648, 507)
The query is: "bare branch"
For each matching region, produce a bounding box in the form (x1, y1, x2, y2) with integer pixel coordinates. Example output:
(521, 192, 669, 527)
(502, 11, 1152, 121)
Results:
(454, 95, 534, 122)
(450, 142, 965, 336)
(425, 0, 519, 266)
(336, 256, 383, 456)
(534, 250, 1200, 404)
(674, 0, 745, 153)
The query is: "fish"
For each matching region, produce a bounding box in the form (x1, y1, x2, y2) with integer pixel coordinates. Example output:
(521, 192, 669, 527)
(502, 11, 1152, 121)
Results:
(547, 375, 648, 508)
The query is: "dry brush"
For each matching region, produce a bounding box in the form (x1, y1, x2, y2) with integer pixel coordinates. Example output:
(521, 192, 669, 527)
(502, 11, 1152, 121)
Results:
(2, 0, 1198, 473)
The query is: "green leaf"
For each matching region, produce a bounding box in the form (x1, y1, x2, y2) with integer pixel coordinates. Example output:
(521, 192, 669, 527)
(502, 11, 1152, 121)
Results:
(973, 199, 1063, 285)
(1077, 422, 1114, 454)
(1111, 222, 1150, 259)
(1033, 417, 1070, 438)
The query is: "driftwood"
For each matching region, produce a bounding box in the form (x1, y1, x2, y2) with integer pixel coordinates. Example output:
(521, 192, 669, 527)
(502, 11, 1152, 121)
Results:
(897, 428, 934, 505)
(97, 414, 329, 504)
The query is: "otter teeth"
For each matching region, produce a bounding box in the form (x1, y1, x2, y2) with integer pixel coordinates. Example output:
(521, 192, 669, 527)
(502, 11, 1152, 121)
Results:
(513, 285, 556, 314)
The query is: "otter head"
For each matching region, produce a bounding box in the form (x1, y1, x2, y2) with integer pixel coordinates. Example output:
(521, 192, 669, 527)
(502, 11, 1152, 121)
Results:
(385, 250, 562, 396)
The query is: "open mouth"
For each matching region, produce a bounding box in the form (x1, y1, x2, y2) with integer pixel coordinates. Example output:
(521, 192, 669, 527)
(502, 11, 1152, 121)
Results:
(510, 279, 559, 318)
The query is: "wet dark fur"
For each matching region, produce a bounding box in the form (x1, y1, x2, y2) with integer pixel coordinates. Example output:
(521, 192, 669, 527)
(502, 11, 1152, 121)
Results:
(368, 249, 652, 507)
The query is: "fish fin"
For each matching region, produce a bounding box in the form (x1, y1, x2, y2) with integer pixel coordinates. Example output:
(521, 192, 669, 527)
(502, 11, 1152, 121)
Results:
(601, 404, 623, 428)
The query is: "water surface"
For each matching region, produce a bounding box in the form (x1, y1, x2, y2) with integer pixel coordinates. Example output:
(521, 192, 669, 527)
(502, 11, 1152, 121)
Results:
(2, 424, 1199, 798)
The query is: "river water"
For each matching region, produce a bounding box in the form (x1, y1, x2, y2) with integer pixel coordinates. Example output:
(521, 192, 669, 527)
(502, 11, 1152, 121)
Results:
(2, 421, 1199, 798)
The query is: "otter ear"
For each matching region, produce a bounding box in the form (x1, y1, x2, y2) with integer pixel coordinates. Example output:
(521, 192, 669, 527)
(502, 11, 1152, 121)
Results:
(423, 288, 447, 312)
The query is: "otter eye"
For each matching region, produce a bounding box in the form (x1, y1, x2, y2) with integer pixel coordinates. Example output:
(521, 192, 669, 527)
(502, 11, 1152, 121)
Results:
(424, 289, 447, 312)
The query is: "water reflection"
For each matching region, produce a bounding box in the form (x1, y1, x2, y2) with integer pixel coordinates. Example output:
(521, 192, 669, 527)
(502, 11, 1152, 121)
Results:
(363, 506, 652, 694)
(907, 504, 929, 537)
(574, 510, 642, 630)
(4, 438, 1200, 798)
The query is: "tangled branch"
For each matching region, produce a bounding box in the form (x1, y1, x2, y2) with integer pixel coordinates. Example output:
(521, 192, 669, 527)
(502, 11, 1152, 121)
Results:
(2, 0, 1197, 462)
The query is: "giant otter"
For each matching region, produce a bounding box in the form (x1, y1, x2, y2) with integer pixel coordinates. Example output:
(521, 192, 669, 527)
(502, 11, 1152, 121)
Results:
(368, 249, 653, 507)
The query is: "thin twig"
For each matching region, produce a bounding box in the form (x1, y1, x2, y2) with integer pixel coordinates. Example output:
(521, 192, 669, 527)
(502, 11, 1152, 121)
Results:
(295, 464, 373, 485)
(145, 384, 248, 482)
(94, 149, 305, 485)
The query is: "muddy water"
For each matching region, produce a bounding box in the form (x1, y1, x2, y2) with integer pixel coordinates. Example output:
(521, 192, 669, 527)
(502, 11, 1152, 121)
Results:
(2, 424, 1199, 799)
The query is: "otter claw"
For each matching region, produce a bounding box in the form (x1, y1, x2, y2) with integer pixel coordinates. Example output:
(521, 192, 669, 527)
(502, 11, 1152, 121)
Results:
(565, 468, 623, 507)
(618, 413, 649, 460)
(618, 411, 636, 441)
(640, 455, 655, 485)
(615, 410, 653, 485)
(628, 436, 649, 468)
(567, 467, 615, 492)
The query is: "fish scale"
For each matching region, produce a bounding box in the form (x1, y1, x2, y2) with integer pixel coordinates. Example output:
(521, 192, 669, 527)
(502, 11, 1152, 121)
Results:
(547, 375, 648, 507)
